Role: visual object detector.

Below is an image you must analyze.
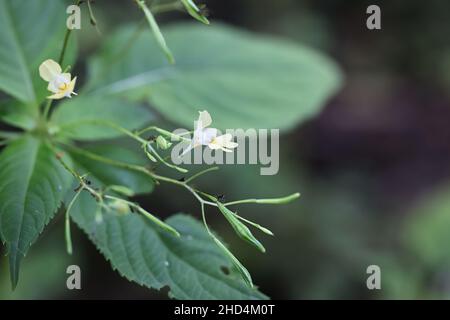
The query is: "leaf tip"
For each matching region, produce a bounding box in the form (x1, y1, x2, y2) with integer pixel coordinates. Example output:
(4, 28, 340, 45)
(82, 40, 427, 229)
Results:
(8, 246, 23, 290)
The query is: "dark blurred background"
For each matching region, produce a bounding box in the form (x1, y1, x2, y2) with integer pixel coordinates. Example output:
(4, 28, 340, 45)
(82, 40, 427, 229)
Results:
(2, 0, 450, 299)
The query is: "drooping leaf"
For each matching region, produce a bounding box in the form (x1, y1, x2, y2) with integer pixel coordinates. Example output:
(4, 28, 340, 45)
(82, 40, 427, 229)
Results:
(0, 0, 77, 105)
(0, 135, 72, 287)
(52, 95, 153, 141)
(87, 23, 342, 130)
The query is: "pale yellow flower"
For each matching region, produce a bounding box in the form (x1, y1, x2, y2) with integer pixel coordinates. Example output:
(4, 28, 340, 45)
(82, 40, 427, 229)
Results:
(39, 59, 77, 100)
(183, 111, 238, 154)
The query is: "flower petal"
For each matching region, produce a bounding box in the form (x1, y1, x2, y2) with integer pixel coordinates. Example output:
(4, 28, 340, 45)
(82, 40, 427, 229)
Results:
(216, 134, 237, 146)
(39, 59, 62, 82)
(47, 92, 66, 100)
(67, 76, 77, 96)
(197, 110, 212, 129)
(208, 134, 238, 152)
(48, 77, 77, 100)
(225, 141, 239, 148)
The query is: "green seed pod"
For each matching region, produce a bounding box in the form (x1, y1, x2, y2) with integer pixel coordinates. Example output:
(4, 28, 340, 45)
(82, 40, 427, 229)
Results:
(216, 201, 265, 253)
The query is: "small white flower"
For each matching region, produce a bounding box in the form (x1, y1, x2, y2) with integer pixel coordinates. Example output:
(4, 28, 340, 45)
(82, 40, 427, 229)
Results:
(183, 111, 238, 155)
(39, 59, 77, 100)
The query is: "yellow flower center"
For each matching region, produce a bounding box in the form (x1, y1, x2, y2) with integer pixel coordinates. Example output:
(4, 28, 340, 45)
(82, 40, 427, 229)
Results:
(59, 83, 68, 91)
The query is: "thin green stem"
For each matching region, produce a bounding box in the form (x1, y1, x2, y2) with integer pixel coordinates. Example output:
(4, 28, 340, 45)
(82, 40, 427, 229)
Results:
(185, 166, 219, 184)
(149, 172, 215, 206)
(231, 214, 274, 236)
(65, 189, 83, 255)
(59, 0, 82, 65)
(136, 126, 192, 142)
(42, 99, 53, 120)
(52, 148, 102, 202)
(58, 120, 189, 174)
(42, 0, 81, 120)
(61, 142, 217, 208)
(200, 202, 212, 235)
(200, 201, 253, 287)
(134, 0, 175, 64)
(151, 1, 184, 14)
(60, 142, 211, 206)
(86, 0, 101, 35)
(224, 193, 301, 206)
(63, 142, 159, 185)
(58, 29, 71, 66)
(53, 143, 179, 236)
(104, 195, 180, 237)
(145, 143, 187, 173)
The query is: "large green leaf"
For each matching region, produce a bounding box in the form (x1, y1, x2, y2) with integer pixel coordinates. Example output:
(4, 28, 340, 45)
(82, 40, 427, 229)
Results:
(70, 194, 266, 300)
(66, 153, 265, 299)
(52, 95, 153, 141)
(0, 231, 74, 299)
(0, 0, 76, 105)
(87, 23, 342, 130)
(0, 135, 72, 287)
(65, 145, 264, 298)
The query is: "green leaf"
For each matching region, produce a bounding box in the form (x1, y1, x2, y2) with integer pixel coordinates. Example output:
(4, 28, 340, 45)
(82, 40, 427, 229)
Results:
(61, 130, 264, 299)
(87, 23, 342, 130)
(66, 144, 154, 195)
(52, 95, 153, 141)
(0, 231, 75, 299)
(65, 155, 264, 298)
(404, 186, 450, 268)
(0, 135, 72, 288)
(106, 185, 135, 197)
(0, 100, 38, 130)
(216, 201, 266, 253)
(0, 0, 77, 104)
(70, 193, 266, 300)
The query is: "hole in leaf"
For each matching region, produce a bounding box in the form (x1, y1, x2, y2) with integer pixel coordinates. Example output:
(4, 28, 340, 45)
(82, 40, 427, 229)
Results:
(220, 266, 230, 275)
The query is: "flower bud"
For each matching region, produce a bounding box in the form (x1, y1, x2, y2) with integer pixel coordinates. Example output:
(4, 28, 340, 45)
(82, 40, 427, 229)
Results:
(156, 135, 172, 150)
(110, 199, 130, 215)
